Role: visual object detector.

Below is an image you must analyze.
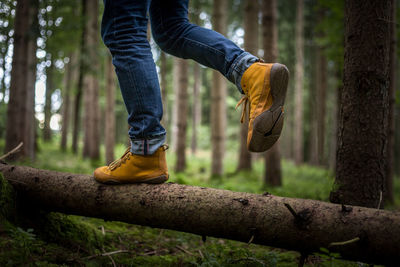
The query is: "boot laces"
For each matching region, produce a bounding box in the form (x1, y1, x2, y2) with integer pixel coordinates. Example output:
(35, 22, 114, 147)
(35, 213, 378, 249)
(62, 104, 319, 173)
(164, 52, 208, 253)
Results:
(108, 147, 131, 171)
(107, 144, 169, 171)
(235, 95, 250, 123)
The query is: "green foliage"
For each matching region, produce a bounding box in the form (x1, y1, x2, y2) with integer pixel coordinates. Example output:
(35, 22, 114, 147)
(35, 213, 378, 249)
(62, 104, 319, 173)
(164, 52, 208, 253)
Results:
(9, 227, 36, 260)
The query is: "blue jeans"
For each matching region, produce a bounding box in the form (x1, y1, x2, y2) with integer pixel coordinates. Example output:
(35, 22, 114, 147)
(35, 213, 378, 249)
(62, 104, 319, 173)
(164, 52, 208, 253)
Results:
(101, 0, 257, 155)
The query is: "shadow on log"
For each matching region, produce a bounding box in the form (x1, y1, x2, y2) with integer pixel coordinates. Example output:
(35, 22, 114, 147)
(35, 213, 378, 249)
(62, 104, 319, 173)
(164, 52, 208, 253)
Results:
(0, 162, 399, 265)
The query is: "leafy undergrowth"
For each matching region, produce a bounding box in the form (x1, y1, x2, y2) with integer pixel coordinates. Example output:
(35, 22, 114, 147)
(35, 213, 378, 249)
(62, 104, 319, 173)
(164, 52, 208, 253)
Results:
(0, 139, 393, 266)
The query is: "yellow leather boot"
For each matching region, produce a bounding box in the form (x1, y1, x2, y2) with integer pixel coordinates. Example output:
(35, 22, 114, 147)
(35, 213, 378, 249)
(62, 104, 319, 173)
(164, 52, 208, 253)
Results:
(236, 62, 289, 152)
(93, 145, 169, 184)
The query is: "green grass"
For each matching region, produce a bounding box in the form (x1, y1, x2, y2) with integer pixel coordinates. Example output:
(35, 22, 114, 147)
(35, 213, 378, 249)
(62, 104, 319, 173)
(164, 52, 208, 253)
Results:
(0, 138, 394, 266)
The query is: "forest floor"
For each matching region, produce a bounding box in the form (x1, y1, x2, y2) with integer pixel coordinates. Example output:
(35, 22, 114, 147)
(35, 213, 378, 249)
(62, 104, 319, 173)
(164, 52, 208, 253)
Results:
(0, 139, 398, 266)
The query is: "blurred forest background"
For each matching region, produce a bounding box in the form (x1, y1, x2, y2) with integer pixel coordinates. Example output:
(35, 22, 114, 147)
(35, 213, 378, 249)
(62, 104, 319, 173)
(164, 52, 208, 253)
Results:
(0, 0, 399, 266)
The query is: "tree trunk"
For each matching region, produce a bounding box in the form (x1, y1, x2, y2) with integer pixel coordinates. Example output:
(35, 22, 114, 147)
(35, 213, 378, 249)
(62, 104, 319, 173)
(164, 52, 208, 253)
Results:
(314, 10, 328, 167)
(5, 0, 38, 161)
(211, 0, 227, 177)
(82, 0, 100, 159)
(262, 0, 282, 187)
(0, 33, 10, 106)
(160, 52, 168, 134)
(191, 62, 202, 155)
(61, 53, 77, 151)
(237, 114, 252, 171)
(316, 51, 327, 166)
(105, 54, 116, 165)
(24, 0, 38, 160)
(43, 59, 54, 141)
(293, 0, 304, 165)
(72, 1, 86, 154)
(1, 164, 400, 266)
(175, 58, 189, 172)
(329, 72, 341, 171)
(237, 0, 258, 172)
(309, 66, 318, 165)
(385, 0, 396, 204)
(330, 1, 391, 208)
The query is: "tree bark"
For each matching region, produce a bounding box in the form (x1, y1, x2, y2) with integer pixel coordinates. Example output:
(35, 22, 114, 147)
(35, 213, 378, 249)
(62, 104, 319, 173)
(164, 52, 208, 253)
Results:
(211, 0, 227, 177)
(5, 0, 38, 161)
(43, 59, 54, 141)
(160, 52, 168, 133)
(175, 58, 189, 172)
(105, 53, 116, 165)
(1, 164, 399, 266)
(262, 0, 282, 187)
(191, 62, 202, 155)
(330, 1, 391, 208)
(329, 72, 341, 171)
(293, 0, 304, 165)
(0, 33, 11, 106)
(82, 0, 100, 159)
(316, 51, 327, 166)
(72, 1, 86, 154)
(25, 0, 39, 160)
(61, 53, 77, 151)
(237, 0, 258, 172)
(385, 0, 396, 204)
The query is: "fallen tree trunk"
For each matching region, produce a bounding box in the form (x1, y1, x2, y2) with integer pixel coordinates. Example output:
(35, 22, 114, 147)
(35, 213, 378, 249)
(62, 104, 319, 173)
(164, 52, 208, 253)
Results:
(1, 163, 399, 265)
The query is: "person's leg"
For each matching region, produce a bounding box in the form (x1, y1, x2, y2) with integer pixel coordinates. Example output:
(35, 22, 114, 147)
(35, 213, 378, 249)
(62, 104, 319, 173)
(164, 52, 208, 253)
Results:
(94, 0, 168, 184)
(101, 0, 165, 155)
(150, 0, 289, 152)
(149, 0, 257, 93)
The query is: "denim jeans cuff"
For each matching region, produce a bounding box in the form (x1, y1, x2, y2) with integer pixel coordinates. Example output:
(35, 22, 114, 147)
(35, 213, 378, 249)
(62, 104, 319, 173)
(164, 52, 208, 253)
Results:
(130, 134, 166, 155)
(227, 52, 258, 94)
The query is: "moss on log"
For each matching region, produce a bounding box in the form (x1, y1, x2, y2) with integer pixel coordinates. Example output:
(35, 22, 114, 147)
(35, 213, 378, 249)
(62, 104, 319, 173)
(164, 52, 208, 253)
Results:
(0, 172, 103, 253)
(1, 163, 399, 265)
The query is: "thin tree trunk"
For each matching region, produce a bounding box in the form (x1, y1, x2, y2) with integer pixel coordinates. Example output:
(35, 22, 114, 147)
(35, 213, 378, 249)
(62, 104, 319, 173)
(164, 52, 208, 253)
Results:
(330, 0, 391, 208)
(82, 0, 100, 159)
(262, 0, 282, 187)
(61, 53, 77, 151)
(175, 58, 189, 172)
(43, 60, 53, 141)
(160, 52, 168, 132)
(171, 58, 179, 152)
(0, 34, 10, 106)
(309, 68, 318, 165)
(71, 0, 86, 154)
(329, 72, 341, 171)
(293, 0, 304, 165)
(237, 0, 257, 172)
(190, 0, 202, 155)
(315, 10, 328, 166)
(191, 62, 202, 155)
(105, 53, 116, 165)
(24, 0, 38, 160)
(5, 0, 37, 160)
(2, 163, 400, 266)
(72, 62, 83, 154)
(211, 0, 227, 177)
(385, 0, 396, 204)
(316, 51, 327, 166)
(237, 114, 252, 171)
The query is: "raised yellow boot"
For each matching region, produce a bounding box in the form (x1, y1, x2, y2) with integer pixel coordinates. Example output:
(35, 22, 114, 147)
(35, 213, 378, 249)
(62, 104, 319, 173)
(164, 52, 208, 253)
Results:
(237, 62, 289, 152)
(93, 145, 169, 184)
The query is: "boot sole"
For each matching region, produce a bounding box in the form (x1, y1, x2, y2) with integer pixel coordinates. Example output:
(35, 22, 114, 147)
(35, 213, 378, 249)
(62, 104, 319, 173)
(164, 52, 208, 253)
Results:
(95, 174, 169, 185)
(248, 63, 289, 152)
